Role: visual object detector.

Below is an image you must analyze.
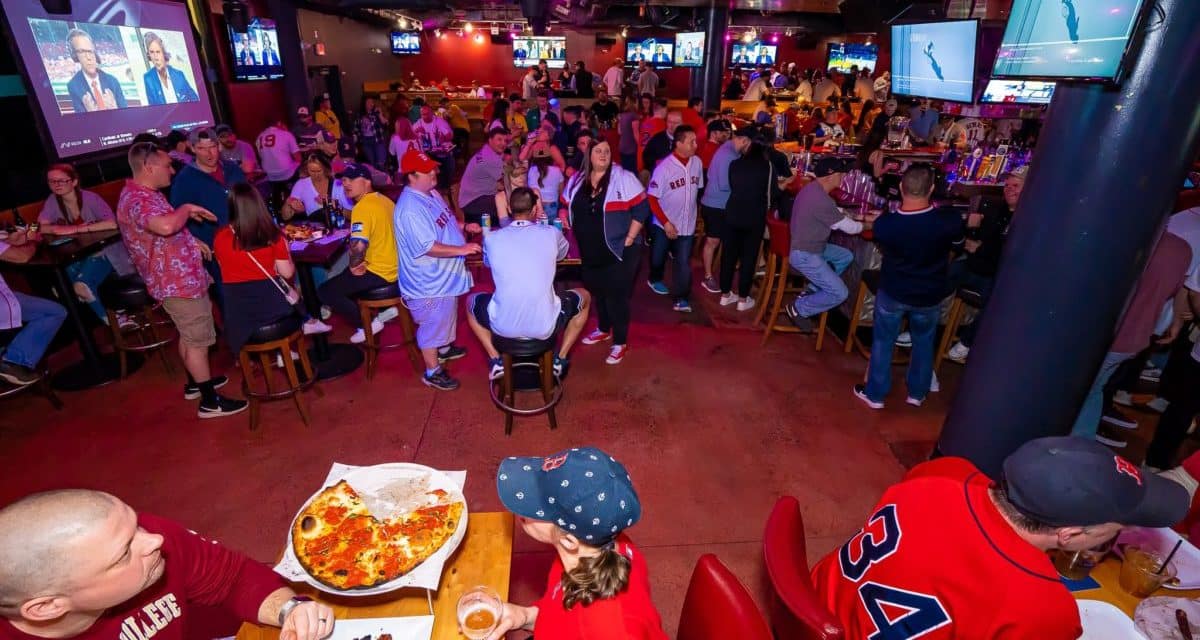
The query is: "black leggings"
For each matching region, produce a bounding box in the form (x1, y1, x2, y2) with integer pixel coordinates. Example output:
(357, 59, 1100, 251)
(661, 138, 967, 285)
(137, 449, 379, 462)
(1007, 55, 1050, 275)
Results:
(316, 270, 391, 328)
(581, 244, 641, 345)
(1146, 333, 1200, 468)
(719, 221, 765, 297)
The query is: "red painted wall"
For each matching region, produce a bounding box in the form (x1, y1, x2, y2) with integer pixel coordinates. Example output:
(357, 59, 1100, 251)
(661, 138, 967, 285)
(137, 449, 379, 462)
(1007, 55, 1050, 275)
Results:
(206, 0, 288, 140)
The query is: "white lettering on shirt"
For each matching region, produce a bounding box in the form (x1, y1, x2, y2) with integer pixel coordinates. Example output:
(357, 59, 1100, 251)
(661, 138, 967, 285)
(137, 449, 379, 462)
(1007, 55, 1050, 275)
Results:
(118, 593, 181, 640)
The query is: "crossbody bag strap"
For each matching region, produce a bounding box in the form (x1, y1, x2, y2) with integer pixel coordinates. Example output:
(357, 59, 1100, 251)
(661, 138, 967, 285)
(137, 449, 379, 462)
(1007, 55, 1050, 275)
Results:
(246, 251, 290, 299)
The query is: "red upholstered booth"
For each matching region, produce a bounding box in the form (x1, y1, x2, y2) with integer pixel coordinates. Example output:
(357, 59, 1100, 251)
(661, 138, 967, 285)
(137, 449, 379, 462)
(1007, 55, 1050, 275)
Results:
(762, 496, 845, 640)
(676, 553, 771, 640)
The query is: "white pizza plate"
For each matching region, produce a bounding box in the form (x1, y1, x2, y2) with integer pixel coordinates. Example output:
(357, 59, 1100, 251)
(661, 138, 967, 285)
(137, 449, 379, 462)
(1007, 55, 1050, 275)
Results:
(1116, 527, 1200, 589)
(278, 463, 469, 596)
(1135, 596, 1200, 640)
(327, 616, 435, 640)
(1078, 600, 1148, 639)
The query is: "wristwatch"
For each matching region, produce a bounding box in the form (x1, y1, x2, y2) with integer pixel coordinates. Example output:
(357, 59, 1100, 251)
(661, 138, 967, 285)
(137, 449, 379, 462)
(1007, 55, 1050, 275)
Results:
(277, 595, 313, 626)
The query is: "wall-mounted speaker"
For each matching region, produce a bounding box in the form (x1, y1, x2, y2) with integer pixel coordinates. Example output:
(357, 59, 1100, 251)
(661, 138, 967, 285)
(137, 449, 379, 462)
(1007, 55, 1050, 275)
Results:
(223, 0, 249, 33)
(595, 34, 616, 47)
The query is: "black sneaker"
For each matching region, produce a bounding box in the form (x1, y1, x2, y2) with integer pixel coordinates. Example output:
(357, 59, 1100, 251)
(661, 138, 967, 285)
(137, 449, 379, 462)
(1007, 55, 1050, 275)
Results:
(437, 345, 467, 363)
(0, 361, 39, 386)
(184, 375, 229, 400)
(197, 395, 249, 419)
(423, 368, 460, 391)
(553, 355, 569, 378)
(784, 304, 816, 333)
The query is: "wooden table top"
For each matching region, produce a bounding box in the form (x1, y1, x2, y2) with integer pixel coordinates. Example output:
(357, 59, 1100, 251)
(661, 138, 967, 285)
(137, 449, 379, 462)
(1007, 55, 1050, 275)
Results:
(236, 511, 514, 640)
(289, 232, 349, 266)
(1073, 555, 1200, 617)
(0, 230, 122, 269)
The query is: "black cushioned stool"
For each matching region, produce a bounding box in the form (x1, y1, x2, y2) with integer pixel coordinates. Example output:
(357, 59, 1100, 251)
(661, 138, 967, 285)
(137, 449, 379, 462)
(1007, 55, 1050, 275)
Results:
(238, 314, 321, 431)
(489, 335, 562, 436)
(99, 274, 175, 378)
(934, 287, 984, 374)
(354, 282, 421, 381)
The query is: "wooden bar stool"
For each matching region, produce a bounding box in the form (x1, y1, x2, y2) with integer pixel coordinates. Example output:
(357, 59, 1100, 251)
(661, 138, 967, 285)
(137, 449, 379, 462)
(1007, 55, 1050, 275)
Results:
(238, 315, 321, 431)
(757, 217, 828, 349)
(98, 274, 175, 378)
(354, 283, 421, 380)
(843, 270, 909, 364)
(489, 335, 562, 436)
(934, 287, 984, 374)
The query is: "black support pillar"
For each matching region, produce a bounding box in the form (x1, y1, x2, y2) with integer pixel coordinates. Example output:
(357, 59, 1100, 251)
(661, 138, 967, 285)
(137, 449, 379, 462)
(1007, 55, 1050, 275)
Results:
(267, 0, 310, 118)
(936, 0, 1200, 477)
(691, 4, 728, 112)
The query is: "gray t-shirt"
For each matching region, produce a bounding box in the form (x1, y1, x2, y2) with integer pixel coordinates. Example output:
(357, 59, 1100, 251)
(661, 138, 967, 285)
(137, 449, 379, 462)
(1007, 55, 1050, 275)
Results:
(789, 181, 844, 254)
(458, 145, 505, 208)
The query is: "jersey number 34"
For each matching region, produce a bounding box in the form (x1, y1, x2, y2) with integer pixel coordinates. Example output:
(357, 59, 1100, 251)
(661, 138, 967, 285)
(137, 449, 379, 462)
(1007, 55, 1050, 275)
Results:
(837, 504, 951, 640)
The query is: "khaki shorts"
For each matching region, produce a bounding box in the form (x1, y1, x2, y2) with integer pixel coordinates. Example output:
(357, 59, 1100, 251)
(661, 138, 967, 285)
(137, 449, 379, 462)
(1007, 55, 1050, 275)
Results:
(161, 296, 216, 348)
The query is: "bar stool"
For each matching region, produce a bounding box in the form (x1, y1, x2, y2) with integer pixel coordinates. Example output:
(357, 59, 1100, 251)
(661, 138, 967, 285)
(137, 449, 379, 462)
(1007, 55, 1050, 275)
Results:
(354, 282, 421, 380)
(843, 270, 909, 364)
(757, 216, 828, 349)
(238, 314, 321, 431)
(489, 335, 562, 436)
(934, 287, 984, 374)
(98, 274, 175, 378)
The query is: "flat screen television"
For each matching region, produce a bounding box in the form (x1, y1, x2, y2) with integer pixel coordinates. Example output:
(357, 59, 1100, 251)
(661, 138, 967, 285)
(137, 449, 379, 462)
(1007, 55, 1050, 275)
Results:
(890, 20, 978, 103)
(229, 17, 283, 81)
(979, 79, 1057, 104)
(992, 0, 1148, 81)
(390, 30, 419, 55)
(625, 37, 673, 69)
(729, 41, 777, 67)
(1, 0, 217, 159)
(673, 32, 705, 67)
(826, 42, 878, 74)
(513, 36, 566, 68)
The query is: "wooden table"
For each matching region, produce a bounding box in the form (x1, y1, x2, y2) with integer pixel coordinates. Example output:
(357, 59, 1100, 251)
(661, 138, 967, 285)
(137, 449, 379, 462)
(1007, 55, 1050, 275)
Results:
(289, 232, 363, 380)
(1074, 555, 1200, 617)
(237, 511, 514, 640)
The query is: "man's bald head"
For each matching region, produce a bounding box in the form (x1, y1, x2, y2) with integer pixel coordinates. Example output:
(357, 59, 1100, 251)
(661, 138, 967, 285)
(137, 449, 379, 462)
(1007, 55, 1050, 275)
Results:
(0, 490, 117, 611)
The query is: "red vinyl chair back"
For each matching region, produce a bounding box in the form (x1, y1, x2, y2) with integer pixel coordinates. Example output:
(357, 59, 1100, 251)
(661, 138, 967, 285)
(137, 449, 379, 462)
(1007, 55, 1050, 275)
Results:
(677, 554, 772, 640)
(763, 496, 845, 640)
(765, 215, 791, 258)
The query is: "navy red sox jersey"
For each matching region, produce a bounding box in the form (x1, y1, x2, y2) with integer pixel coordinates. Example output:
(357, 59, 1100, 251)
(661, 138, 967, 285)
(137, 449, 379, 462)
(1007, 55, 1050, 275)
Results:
(810, 457, 1082, 640)
(647, 153, 704, 235)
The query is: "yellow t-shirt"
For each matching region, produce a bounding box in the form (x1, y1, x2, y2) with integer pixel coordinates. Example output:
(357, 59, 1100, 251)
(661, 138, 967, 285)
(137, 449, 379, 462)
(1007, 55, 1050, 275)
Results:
(446, 105, 470, 130)
(349, 191, 398, 282)
(315, 109, 342, 139)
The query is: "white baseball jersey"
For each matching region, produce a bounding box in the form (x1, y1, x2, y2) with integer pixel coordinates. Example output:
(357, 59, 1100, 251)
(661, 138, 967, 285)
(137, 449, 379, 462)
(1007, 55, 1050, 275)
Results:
(255, 125, 300, 181)
(648, 153, 704, 236)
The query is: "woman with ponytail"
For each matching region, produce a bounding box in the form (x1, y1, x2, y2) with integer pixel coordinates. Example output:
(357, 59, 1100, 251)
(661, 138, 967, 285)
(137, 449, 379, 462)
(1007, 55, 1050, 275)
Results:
(483, 447, 667, 640)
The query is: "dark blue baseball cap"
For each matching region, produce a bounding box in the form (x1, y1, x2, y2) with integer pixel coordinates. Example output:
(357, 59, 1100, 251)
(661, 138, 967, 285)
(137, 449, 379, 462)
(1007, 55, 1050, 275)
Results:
(335, 162, 373, 181)
(1002, 437, 1188, 528)
(497, 447, 642, 545)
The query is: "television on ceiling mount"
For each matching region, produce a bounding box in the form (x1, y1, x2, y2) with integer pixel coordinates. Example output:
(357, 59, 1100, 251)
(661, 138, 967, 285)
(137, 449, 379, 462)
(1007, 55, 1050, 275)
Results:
(991, 0, 1150, 82)
(390, 30, 419, 54)
(979, 79, 1056, 105)
(625, 36, 673, 69)
(729, 41, 776, 68)
(826, 42, 878, 74)
(890, 19, 979, 103)
(229, 17, 283, 81)
(673, 32, 704, 67)
(512, 36, 566, 68)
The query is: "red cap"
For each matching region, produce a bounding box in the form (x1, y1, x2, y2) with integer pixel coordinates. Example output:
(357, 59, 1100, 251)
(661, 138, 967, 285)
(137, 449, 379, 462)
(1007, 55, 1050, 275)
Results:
(400, 148, 439, 174)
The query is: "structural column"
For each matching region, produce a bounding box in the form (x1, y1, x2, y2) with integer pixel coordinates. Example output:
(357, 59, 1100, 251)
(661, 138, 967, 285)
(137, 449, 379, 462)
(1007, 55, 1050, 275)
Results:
(266, 0, 310, 117)
(937, 0, 1200, 477)
(691, 4, 728, 113)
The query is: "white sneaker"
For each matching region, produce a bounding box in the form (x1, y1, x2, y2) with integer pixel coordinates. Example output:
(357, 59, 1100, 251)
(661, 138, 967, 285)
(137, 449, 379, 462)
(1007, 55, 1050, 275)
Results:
(73, 281, 97, 303)
(376, 306, 400, 323)
(1144, 397, 1169, 413)
(736, 297, 756, 311)
(895, 331, 912, 347)
(930, 371, 940, 393)
(303, 319, 333, 335)
(719, 292, 739, 306)
(906, 396, 923, 407)
(274, 350, 300, 368)
(116, 312, 138, 331)
(350, 319, 385, 344)
(947, 342, 970, 363)
(1113, 390, 1134, 407)
(320, 305, 333, 320)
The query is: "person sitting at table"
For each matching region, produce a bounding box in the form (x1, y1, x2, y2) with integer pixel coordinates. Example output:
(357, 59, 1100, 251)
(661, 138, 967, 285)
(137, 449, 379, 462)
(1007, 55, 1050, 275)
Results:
(784, 158, 873, 332)
(117, 142, 246, 418)
(466, 188, 589, 380)
(460, 127, 513, 227)
(0, 488, 334, 639)
(315, 163, 399, 345)
(811, 436, 1188, 640)
(394, 148, 481, 391)
(215, 184, 331, 356)
(529, 149, 565, 221)
(314, 130, 352, 177)
(215, 125, 258, 175)
(281, 153, 353, 223)
(812, 109, 845, 145)
(519, 123, 566, 173)
(495, 161, 532, 224)
(854, 164, 963, 410)
(485, 446, 667, 640)
(0, 230, 67, 387)
(292, 107, 326, 150)
(37, 163, 136, 327)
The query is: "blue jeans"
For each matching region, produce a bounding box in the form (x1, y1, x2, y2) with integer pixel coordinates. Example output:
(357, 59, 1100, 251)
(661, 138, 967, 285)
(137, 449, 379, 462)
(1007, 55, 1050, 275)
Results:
(1070, 351, 1135, 439)
(66, 255, 114, 321)
(823, 243, 854, 275)
(543, 201, 560, 222)
(3, 293, 67, 369)
(648, 225, 695, 302)
(790, 245, 850, 317)
(361, 137, 386, 169)
(864, 290, 940, 403)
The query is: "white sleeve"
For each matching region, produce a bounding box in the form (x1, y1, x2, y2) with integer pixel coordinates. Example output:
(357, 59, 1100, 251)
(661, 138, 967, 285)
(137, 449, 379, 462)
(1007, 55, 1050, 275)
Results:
(647, 164, 667, 199)
(831, 216, 863, 235)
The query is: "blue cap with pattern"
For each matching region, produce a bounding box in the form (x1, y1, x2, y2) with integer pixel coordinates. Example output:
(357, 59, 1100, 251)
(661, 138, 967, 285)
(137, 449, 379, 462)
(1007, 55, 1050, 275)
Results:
(496, 447, 641, 545)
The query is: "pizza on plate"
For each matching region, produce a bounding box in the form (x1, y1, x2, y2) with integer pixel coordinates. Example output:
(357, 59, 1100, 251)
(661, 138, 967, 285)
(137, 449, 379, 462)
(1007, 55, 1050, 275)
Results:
(291, 480, 464, 590)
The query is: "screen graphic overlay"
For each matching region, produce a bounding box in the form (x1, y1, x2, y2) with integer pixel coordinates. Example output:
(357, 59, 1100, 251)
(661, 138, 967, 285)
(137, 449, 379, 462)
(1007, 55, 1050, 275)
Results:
(390, 31, 419, 54)
(827, 43, 879, 73)
(992, 0, 1147, 80)
(229, 17, 282, 81)
(625, 37, 673, 68)
(980, 79, 1057, 104)
(513, 37, 566, 68)
(891, 20, 978, 102)
(730, 42, 777, 67)
(673, 32, 704, 67)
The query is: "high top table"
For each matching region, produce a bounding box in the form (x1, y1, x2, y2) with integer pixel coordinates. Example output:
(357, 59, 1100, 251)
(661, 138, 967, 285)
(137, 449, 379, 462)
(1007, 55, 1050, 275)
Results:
(289, 231, 364, 380)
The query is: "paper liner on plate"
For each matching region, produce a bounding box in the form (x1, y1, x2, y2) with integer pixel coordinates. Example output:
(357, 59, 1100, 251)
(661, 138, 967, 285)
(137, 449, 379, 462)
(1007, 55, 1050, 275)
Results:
(1136, 596, 1200, 640)
(327, 616, 435, 640)
(1078, 600, 1147, 639)
(1116, 527, 1200, 590)
(274, 462, 468, 596)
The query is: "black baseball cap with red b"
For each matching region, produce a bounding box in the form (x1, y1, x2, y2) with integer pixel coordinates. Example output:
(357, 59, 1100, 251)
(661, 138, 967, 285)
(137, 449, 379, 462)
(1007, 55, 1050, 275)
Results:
(1002, 436, 1188, 528)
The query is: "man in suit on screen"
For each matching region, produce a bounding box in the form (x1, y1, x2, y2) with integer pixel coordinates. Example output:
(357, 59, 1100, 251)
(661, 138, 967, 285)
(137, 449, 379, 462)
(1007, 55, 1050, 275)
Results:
(65, 29, 127, 113)
(142, 32, 199, 105)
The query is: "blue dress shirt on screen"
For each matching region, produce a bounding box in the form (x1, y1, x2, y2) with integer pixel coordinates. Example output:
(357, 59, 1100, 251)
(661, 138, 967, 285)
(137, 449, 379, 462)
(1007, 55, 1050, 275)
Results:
(143, 66, 200, 105)
(66, 70, 127, 113)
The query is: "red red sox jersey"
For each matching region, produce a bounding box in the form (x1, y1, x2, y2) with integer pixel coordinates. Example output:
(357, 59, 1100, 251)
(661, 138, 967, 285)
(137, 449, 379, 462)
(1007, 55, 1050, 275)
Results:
(810, 457, 1082, 640)
(647, 153, 704, 235)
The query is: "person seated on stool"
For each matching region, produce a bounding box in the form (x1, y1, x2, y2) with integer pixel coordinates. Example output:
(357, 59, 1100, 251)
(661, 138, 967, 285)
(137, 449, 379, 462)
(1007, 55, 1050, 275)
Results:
(0, 488, 334, 639)
(0, 230, 67, 387)
(465, 187, 590, 381)
(316, 162, 399, 345)
(394, 148, 481, 391)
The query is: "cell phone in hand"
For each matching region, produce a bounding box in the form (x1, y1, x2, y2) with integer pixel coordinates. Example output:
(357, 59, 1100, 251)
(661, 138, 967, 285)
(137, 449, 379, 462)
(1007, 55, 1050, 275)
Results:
(48, 236, 75, 247)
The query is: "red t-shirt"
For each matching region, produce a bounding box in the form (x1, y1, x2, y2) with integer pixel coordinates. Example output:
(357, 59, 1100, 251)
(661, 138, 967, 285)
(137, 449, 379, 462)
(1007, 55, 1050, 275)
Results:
(697, 140, 719, 169)
(0, 514, 284, 640)
(213, 226, 291, 284)
(811, 458, 1082, 640)
(681, 109, 705, 138)
(533, 536, 668, 640)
